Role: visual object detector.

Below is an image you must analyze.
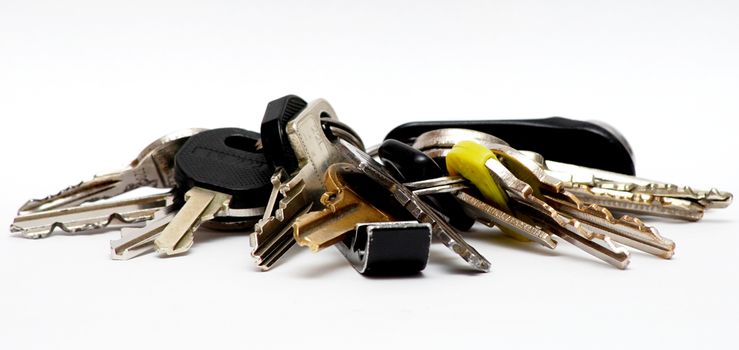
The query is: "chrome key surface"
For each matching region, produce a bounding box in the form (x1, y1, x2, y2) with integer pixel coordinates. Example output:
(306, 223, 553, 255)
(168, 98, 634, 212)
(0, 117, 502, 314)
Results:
(18, 129, 204, 214)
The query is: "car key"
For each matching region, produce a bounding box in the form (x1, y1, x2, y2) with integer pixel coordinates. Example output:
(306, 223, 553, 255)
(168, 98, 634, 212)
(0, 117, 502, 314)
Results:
(153, 128, 272, 255)
(17, 129, 204, 214)
(383, 117, 636, 175)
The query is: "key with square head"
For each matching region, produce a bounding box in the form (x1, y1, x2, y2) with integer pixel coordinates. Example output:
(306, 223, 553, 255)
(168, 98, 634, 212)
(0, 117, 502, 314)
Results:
(446, 141, 631, 269)
(251, 95, 365, 269)
(17, 129, 204, 214)
(153, 128, 273, 255)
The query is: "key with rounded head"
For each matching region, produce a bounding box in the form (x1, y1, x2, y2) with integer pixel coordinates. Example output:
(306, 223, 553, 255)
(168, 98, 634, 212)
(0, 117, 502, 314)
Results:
(153, 128, 273, 256)
(17, 129, 204, 214)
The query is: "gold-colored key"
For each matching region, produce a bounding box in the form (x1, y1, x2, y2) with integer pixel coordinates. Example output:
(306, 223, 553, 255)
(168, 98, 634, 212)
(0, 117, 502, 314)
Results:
(293, 163, 399, 251)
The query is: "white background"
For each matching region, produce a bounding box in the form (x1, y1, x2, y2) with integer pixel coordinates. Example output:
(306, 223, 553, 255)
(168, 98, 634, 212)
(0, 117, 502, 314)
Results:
(1, 1, 738, 349)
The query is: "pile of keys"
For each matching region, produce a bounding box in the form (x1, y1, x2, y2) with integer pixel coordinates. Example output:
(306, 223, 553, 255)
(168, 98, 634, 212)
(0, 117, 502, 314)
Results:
(11, 95, 733, 275)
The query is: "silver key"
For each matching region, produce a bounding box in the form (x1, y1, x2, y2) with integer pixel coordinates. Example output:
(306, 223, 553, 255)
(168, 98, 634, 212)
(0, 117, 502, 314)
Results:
(251, 99, 346, 270)
(17, 129, 204, 214)
(11, 192, 172, 239)
(112, 202, 263, 260)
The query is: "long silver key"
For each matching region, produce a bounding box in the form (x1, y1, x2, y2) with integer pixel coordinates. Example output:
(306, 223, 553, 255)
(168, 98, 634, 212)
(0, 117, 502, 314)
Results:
(11, 192, 172, 239)
(17, 129, 204, 214)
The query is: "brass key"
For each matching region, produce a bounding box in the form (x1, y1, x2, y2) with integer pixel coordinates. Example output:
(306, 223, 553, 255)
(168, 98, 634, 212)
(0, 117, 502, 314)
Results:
(293, 163, 399, 251)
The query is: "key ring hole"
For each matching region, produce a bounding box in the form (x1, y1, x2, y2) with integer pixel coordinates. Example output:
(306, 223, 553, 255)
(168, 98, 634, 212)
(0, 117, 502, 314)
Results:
(224, 135, 259, 153)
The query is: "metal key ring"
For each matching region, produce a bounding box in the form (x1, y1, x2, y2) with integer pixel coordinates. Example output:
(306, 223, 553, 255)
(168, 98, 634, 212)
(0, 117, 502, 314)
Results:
(320, 118, 366, 150)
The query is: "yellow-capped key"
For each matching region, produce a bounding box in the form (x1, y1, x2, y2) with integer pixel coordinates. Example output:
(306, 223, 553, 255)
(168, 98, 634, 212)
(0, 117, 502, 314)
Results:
(446, 141, 510, 211)
(446, 140, 536, 242)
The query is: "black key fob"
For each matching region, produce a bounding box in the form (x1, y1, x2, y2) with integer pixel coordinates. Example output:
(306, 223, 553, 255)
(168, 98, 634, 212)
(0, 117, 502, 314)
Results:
(384, 117, 636, 175)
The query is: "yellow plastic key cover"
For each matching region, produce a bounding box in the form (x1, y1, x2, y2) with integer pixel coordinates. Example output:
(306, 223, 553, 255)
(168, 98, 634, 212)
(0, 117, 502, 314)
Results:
(446, 140, 510, 213)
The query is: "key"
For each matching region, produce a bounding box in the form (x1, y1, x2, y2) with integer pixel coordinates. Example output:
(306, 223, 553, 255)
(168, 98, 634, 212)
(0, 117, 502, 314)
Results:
(328, 139, 492, 272)
(534, 156, 732, 220)
(17, 129, 204, 214)
(109, 199, 263, 260)
(11, 192, 172, 239)
(251, 95, 364, 270)
(152, 128, 273, 255)
(384, 117, 636, 175)
(446, 141, 631, 269)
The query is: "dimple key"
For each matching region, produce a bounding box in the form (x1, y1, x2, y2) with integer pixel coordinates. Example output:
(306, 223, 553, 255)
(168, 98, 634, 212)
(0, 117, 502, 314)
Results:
(17, 129, 204, 214)
(154, 128, 272, 256)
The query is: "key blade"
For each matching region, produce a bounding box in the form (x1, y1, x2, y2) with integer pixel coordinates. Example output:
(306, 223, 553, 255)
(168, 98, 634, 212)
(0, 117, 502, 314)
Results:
(567, 186, 705, 221)
(18, 174, 127, 214)
(11, 192, 172, 238)
(546, 194, 675, 259)
(17, 128, 203, 214)
(512, 201, 631, 269)
(251, 205, 311, 270)
(455, 192, 557, 249)
(154, 187, 229, 256)
(110, 207, 176, 260)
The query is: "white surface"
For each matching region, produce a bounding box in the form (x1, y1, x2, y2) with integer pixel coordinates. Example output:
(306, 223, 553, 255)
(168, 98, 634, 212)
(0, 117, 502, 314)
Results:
(1, 1, 738, 349)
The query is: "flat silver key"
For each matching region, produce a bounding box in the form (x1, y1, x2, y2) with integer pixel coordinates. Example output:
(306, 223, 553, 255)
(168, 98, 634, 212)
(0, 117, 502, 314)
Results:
(17, 129, 204, 214)
(11, 192, 172, 239)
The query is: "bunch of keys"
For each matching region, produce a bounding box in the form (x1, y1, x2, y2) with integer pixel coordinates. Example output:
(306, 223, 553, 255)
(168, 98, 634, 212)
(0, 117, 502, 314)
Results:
(9, 96, 733, 275)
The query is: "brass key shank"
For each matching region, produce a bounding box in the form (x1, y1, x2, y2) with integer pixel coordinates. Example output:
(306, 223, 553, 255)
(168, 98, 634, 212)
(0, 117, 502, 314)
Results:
(293, 164, 396, 252)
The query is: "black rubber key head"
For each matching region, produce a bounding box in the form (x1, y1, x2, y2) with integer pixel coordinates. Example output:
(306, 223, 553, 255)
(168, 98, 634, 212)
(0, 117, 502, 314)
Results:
(379, 139, 475, 231)
(384, 117, 636, 175)
(260, 95, 308, 172)
(174, 128, 273, 209)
